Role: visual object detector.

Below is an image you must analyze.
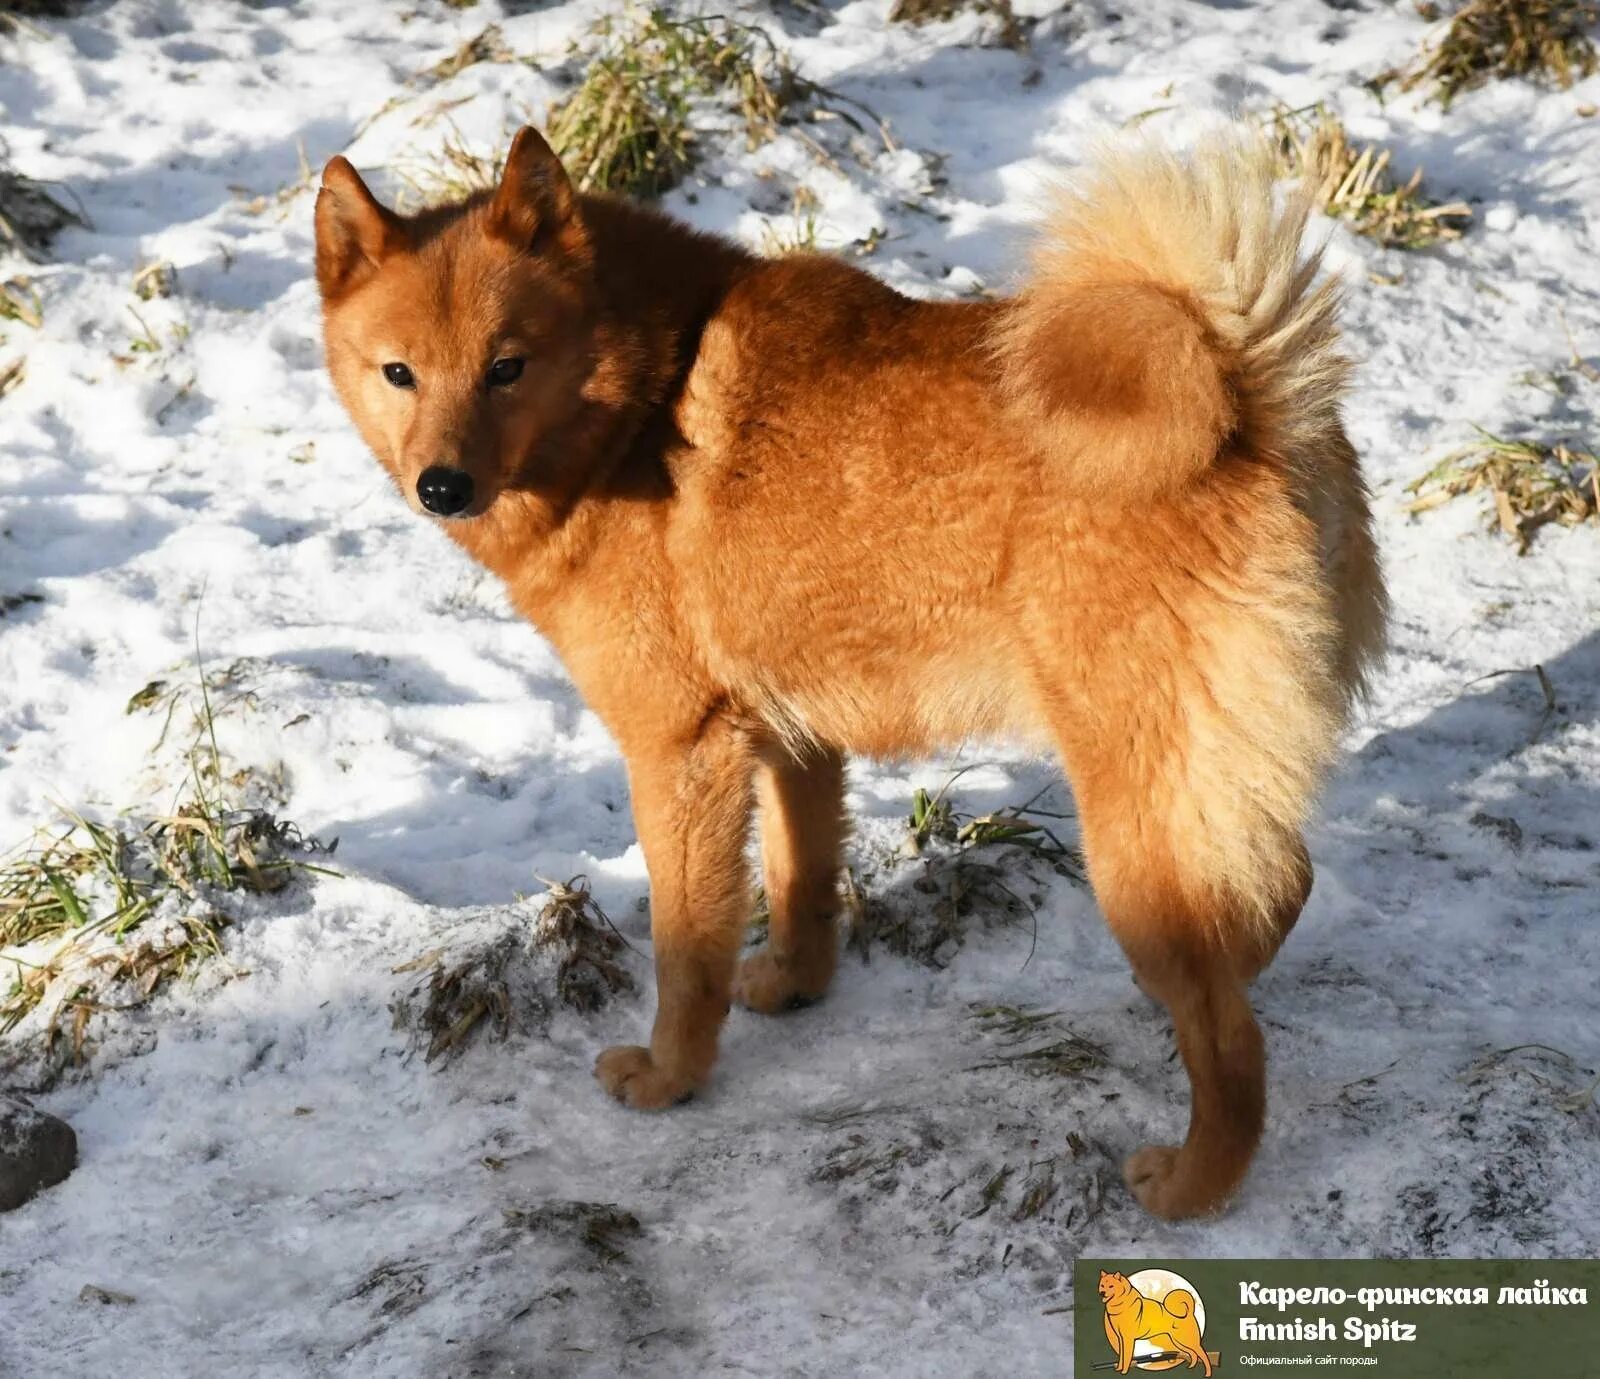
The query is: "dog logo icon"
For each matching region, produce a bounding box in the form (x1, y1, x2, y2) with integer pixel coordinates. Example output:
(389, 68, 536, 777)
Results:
(1096, 1268, 1219, 1374)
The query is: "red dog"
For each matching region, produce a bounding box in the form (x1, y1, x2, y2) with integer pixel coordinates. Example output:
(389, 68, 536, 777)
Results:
(314, 126, 1385, 1218)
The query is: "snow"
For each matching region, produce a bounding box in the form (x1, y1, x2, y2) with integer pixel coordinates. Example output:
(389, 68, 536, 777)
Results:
(2, 0, 1598, 1373)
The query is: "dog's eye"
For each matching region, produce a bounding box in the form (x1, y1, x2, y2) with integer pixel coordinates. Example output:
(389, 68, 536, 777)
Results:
(487, 358, 525, 388)
(382, 362, 415, 389)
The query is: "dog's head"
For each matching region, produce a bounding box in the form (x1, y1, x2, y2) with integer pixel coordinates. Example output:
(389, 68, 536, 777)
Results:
(313, 127, 593, 523)
(1098, 1270, 1132, 1303)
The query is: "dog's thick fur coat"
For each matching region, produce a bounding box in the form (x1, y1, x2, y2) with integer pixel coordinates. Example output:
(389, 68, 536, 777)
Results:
(315, 126, 1386, 1219)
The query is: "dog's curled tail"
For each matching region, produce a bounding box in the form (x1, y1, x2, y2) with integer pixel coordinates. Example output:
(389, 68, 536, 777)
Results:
(991, 130, 1347, 500)
(1163, 1288, 1197, 1320)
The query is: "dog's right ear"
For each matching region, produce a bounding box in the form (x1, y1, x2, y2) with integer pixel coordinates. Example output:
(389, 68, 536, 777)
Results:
(314, 157, 402, 298)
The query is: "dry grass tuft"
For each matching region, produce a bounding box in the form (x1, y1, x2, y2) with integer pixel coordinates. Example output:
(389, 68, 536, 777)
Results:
(904, 771, 1079, 866)
(393, 877, 633, 1064)
(425, 24, 515, 85)
(547, 6, 800, 198)
(847, 775, 1086, 970)
(132, 260, 176, 301)
(391, 126, 507, 211)
(967, 1003, 1108, 1080)
(396, 933, 516, 1064)
(534, 876, 635, 1013)
(228, 140, 315, 221)
(1261, 103, 1471, 250)
(1466, 1042, 1600, 1113)
(757, 185, 822, 257)
(865, 857, 1038, 968)
(0, 657, 332, 1069)
(1406, 426, 1599, 551)
(349, 26, 521, 142)
(1379, 0, 1599, 107)
(503, 1199, 642, 1265)
(0, 276, 42, 328)
(0, 166, 82, 259)
(888, 0, 1027, 50)
(811, 1135, 915, 1188)
(379, 11, 885, 213)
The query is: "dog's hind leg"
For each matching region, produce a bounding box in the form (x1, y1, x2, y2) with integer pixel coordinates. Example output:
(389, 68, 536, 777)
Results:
(1122, 906, 1265, 1218)
(1075, 796, 1276, 1220)
(1135, 843, 1307, 996)
(1053, 693, 1325, 1219)
(1040, 580, 1337, 1214)
(1030, 469, 1345, 1216)
(733, 742, 847, 1013)
(1235, 837, 1312, 986)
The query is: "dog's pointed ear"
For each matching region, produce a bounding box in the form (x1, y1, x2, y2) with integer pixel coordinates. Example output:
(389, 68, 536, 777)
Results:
(488, 127, 576, 251)
(315, 157, 402, 297)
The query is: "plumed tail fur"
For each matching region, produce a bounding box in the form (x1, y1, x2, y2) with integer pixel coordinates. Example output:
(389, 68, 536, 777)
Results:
(992, 129, 1386, 702)
(992, 131, 1347, 499)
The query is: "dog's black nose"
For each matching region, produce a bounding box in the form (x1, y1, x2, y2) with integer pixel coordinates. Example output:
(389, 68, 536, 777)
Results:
(416, 466, 474, 517)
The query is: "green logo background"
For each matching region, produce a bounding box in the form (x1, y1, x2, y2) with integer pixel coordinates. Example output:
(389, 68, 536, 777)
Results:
(1075, 1258, 1600, 1377)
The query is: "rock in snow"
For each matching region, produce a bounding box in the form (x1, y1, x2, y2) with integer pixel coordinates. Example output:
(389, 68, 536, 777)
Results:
(0, 1092, 77, 1211)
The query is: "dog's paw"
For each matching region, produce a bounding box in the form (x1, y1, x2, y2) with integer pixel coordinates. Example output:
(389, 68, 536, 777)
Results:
(1124, 1144, 1229, 1221)
(1124, 1145, 1190, 1218)
(594, 1045, 696, 1110)
(731, 950, 829, 1015)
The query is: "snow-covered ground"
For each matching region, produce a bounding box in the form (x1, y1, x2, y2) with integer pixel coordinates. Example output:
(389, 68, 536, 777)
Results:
(2, 0, 1598, 1373)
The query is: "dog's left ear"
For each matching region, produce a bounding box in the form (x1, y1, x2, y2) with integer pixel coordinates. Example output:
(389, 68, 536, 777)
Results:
(488, 127, 578, 252)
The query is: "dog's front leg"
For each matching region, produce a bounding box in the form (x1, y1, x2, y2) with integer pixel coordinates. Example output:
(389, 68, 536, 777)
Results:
(594, 715, 756, 1110)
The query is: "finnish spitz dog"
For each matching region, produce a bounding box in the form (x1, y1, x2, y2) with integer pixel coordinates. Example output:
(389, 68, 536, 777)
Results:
(314, 125, 1386, 1218)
